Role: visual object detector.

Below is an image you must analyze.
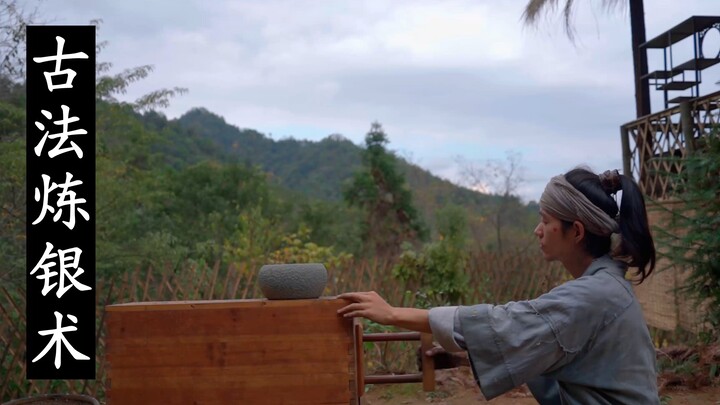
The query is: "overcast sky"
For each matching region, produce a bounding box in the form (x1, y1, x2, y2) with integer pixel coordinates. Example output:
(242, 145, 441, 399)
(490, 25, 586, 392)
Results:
(30, 0, 720, 202)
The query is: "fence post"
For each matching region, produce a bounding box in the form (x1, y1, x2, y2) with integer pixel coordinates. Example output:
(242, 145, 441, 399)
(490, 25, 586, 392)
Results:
(680, 101, 695, 156)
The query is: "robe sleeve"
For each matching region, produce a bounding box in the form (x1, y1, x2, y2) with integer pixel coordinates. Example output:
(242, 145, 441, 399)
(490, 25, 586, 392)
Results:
(456, 280, 599, 400)
(427, 306, 465, 352)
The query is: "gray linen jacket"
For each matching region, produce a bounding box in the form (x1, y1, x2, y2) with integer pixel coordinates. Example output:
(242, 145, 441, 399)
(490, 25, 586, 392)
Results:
(428, 256, 659, 404)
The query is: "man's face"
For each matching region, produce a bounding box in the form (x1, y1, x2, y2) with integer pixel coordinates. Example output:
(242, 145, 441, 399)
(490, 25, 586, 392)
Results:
(534, 209, 575, 262)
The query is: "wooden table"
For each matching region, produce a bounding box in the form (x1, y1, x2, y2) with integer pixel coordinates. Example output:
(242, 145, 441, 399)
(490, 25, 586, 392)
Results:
(105, 298, 361, 404)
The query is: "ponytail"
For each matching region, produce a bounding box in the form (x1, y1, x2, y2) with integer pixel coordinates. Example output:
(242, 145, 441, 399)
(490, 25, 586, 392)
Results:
(564, 168, 656, 283)
(617, 175, 656, 283)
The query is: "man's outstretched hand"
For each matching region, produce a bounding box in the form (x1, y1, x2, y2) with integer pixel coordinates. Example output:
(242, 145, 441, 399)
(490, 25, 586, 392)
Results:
(337, 291, 396, 324)
(338, 291, 432, 333)
(418, 344, 470, 370)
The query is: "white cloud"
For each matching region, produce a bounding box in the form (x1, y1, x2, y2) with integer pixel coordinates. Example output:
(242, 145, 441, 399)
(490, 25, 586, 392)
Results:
(379, 2, 524, 66)
(30, 0, 720, 202)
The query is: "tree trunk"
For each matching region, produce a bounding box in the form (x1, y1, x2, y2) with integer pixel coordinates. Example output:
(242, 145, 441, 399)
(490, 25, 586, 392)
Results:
(495, 205, 503, 254)
(629, 0, 650, 117)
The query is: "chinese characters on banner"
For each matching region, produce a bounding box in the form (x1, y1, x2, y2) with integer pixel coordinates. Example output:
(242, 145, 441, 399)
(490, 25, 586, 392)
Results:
(26, 26, 95, 379)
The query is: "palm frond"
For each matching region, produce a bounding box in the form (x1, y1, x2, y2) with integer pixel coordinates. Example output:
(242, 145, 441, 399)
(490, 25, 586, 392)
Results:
(522, 0, 629, 40)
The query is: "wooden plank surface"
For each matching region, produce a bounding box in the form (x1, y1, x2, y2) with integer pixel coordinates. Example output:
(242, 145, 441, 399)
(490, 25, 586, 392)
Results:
(106, 296, 340, 311)
(106, 298, 358, 405)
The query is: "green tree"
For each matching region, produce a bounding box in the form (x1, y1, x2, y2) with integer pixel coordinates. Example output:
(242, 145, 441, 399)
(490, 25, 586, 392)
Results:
(0, 83, 25, 286)
(655, 134, 720, 342)
(0, 0, 41, 80)
(296, 199, 363, 256)
(0, 0, 34, 286)
(459, 151, 530, 252)
(0, 11, 189, 280)
(343, 122, 427, 258)
(523, 0, 650, 117)
(267, 224, 352, 268)
(392, 204, 470, 308)
(222, 206, 281, 271)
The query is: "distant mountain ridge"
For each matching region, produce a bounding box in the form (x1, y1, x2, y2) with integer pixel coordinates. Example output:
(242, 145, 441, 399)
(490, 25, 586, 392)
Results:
(143, 106, 542, 249)
(172, 107, 498, 216)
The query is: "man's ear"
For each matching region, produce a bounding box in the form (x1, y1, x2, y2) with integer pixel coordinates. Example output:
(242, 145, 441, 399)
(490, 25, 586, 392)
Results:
(572, 221, 585, 244)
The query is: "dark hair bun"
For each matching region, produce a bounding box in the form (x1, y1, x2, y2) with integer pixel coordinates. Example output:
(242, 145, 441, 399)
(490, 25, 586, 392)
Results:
(599, 169, 622, 195)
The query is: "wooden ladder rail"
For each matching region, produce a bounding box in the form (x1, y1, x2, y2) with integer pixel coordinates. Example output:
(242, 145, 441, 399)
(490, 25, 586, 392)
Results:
(354, 325, 436, 398)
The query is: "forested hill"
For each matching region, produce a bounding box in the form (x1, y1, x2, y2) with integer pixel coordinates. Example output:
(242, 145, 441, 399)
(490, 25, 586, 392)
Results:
(168, 107, 498, 212)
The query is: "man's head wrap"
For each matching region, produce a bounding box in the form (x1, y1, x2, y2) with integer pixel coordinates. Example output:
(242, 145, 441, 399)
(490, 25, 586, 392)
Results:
(539, 175, 620, 236)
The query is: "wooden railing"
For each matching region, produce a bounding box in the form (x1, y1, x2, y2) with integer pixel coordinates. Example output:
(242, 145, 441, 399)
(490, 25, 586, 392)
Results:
(360, 331, 434, 390)
(620, 91, 719, 334)
(621, 90, 720, 199)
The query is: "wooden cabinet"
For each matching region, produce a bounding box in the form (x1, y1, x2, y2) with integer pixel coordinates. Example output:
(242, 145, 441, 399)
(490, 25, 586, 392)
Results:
(105, 298, 361, 404)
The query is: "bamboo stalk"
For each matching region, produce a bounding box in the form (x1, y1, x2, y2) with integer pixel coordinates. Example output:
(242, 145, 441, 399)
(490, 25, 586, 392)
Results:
(0, 342, 21, 399)
(191, 262, 204, 300)
(230, 263, 243, 298)
(173, 271, 187, 300)
(220, 261, 233, 299)
(157, 263, 170, 299)
(0, 288, 24, 344)
(142, 265, 153, 302)
(241, 265, 256, 299)
(116, 270, 129, 305)
(207, 261, 221, 300)
(130, 266, 140, 302)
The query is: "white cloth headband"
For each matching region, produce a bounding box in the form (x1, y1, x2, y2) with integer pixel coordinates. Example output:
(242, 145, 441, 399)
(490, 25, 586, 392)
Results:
(539, 175, 619, 236)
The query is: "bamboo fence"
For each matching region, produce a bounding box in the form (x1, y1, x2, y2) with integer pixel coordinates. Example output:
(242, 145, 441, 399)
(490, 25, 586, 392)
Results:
(620, 91, 719, 334)
(1, 252, 565, 402)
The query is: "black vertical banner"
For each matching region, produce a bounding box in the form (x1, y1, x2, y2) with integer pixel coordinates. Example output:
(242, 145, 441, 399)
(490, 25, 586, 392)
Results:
(26, 26, 96, 380)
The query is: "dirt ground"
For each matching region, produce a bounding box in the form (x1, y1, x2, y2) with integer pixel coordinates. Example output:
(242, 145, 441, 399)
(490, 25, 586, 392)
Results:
(361, 369, 720, 404)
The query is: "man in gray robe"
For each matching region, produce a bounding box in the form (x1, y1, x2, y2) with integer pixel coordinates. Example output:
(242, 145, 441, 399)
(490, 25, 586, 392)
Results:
(429, 255, 659, 404)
